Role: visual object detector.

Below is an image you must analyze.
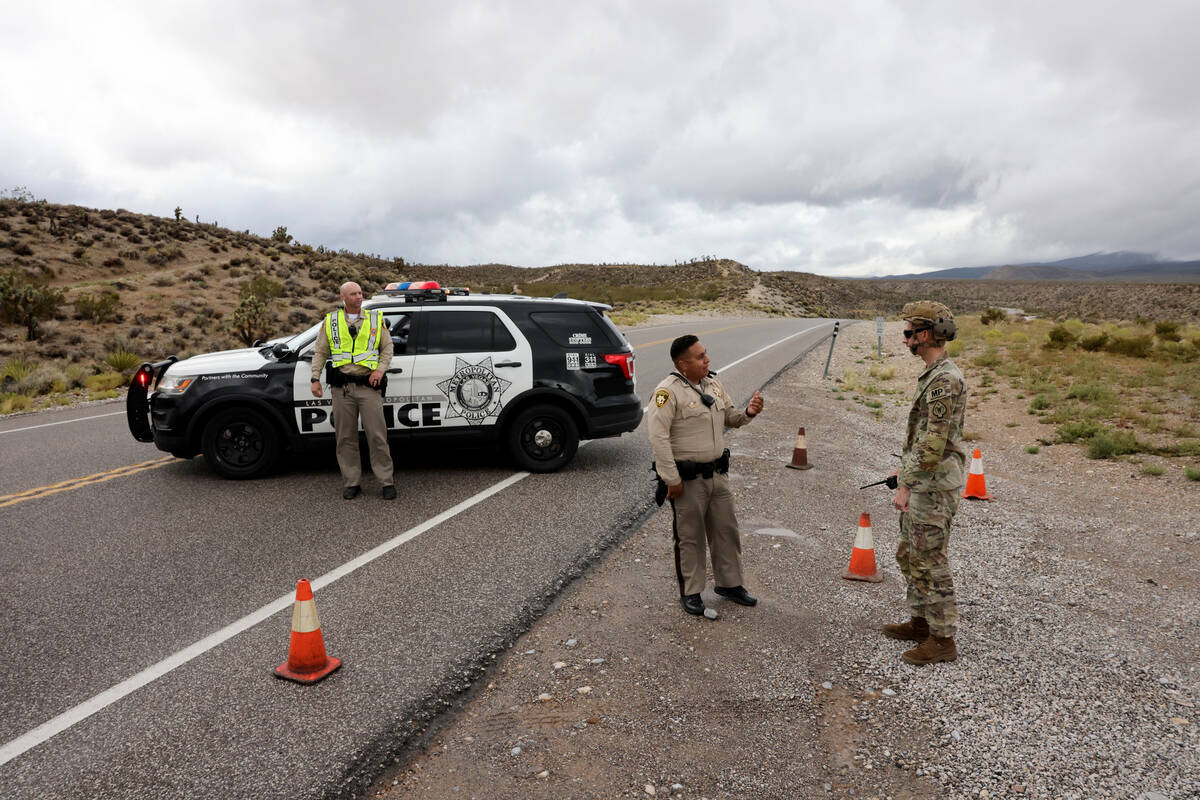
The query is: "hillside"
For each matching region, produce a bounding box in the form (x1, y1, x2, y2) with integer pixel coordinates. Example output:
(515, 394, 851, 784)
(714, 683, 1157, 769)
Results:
(879, 251, 1200, 282)
(2, 199, 1198, 374)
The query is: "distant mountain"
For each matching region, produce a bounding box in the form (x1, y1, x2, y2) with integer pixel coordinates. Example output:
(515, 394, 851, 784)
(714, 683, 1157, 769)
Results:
(875, 252, 1200, 283)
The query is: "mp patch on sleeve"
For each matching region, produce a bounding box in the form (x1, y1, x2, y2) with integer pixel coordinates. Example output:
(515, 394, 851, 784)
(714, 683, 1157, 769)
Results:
(654, 389, 671, 408)
(928, 385, 948, 401)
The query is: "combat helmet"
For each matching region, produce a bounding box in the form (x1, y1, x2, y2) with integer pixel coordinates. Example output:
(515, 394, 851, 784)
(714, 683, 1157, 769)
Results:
(901, 300, 957, 341)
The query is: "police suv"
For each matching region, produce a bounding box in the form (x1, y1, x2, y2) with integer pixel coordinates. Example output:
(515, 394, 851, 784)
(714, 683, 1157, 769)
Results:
(126, 282, 642, 478)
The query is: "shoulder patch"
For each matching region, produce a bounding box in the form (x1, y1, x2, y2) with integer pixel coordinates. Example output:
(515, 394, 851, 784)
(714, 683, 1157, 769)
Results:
(930, 400, 948, 419)
(654, 389, 671, 408)
(928, 385, 948, 401)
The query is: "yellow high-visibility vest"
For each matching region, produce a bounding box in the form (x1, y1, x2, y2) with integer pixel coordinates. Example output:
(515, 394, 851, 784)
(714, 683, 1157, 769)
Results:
(324, 308, 383, 370)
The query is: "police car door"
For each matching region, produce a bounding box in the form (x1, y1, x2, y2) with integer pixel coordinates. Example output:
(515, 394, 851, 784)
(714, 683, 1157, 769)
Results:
(291, 308, 417, 438)
(408, 307, 533, 434)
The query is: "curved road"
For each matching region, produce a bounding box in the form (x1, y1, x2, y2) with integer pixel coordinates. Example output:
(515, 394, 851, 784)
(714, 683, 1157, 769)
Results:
(0, 316, 836, 800)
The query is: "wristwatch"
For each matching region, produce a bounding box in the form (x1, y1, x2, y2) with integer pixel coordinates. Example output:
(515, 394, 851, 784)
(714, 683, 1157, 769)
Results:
(310, 378, 320, 384)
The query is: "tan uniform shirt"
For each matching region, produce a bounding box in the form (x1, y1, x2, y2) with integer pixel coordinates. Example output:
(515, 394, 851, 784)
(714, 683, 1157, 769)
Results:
(649, 372, 755, 485)
(311, 309, 393, 381)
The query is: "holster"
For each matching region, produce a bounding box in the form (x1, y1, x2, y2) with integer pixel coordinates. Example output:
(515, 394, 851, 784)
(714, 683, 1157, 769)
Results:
(650, 464, 668, 507)
(325, 362, 386, 394)
(675, 448, 731, 481)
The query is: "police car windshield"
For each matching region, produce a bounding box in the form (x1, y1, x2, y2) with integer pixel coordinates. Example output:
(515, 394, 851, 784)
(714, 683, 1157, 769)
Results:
(282, 321, 325, 349)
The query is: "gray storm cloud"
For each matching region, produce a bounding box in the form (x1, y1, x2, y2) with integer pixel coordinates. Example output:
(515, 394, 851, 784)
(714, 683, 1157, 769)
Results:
(1, 0, 1197, 275)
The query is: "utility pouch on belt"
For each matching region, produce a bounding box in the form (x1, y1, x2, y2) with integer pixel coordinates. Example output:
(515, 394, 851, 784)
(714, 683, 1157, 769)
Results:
(650, 464, 668, 507)
(674, 448, 731, 481)
(324, 362, 346, 387)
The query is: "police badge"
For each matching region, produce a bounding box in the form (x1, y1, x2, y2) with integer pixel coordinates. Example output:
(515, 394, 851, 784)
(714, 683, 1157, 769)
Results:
(436, 357, 512, 425)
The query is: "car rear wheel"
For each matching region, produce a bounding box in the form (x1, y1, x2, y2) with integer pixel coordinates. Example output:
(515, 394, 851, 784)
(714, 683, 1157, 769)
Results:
(507, 404, 579, 472)
(201, 407, 279, 479)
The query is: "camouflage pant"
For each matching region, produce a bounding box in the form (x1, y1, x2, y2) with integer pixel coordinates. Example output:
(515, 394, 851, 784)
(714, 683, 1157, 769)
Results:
(896, 489, 959, 638)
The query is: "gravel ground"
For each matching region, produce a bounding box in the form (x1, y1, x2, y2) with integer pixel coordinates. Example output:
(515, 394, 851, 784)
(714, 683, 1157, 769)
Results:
(370, 320, 1199, 800)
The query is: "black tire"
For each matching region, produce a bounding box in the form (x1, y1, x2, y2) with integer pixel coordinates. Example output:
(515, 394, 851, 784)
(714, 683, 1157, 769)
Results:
(201, 407, 279, 479)
(506, 404, 579, 473)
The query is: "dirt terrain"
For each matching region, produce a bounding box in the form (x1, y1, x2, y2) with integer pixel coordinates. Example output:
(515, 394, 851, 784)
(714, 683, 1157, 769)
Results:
(368, 320, 1198, 800)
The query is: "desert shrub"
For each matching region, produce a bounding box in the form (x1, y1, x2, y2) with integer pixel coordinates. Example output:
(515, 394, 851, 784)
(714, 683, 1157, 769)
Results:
(1029, 393, 1055, 411)
(75, 291, 122, 322)
(0, 269, 65, 340)
(1140, 464, 1165, 476)
(1, 354, 35, 380)
(271, 225, 292, 243)
(0, 392, 33, 413)
(1185, 466, 1200, 481)
(1086, 428, 1144, 459)
(103, 349, 140, 374)
(946, 340, 963, 357)
(233, 293, 270, 346)
(1154, 320, 1181, 342)
(14, 364, 66, 395)
(1156, 340, 1198, 362)
(1044, 324, 1077, 350)
(12, 242, 34, 256)
(1007, 331, 1029, 345)
(980, 307, 1006, 325)
(868, 365, 895, 380)
(1066, 382, 1113, 403)
(118, 248, 140, 261)
(101, 256, 124, 268)
(150, 274, 175, 287)
(64, 365, 86, 388)
(972, 348, 1001, 368)
(1078, 332, 1108, 351)
(1056, 419, 1102, 443)
(84, 372, 126, 391)
(239, 275, 284, 300)
(1105, 335, 1152, 358)
(841, 369, 861, 391)
(1025, 445, 1040, 454)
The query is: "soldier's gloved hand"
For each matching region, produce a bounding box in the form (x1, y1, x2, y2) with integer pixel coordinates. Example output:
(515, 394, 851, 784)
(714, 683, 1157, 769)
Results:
(667, 482, 684, 500)
(747, 391, 764, 416)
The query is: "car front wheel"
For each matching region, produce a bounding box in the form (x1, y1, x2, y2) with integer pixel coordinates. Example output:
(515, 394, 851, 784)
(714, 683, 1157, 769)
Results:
(201, 407, 279, 479)
(507, 404, 579, 473)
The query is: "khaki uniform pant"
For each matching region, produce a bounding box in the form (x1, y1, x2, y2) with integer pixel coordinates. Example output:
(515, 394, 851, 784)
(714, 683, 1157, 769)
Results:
(669, 472, 743, 596)
(896, 489, 959, 637)
(332, 383, 394, 488)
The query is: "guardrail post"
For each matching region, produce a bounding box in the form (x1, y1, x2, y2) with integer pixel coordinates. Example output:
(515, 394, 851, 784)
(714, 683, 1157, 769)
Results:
(822, 321, 840, 380)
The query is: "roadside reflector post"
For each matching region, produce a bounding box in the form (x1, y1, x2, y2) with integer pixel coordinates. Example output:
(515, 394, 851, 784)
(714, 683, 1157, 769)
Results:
(822, 321, 840, 380)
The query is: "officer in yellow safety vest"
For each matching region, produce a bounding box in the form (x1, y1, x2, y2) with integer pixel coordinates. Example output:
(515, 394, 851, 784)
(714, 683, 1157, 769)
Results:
(311, 281, 396, 500)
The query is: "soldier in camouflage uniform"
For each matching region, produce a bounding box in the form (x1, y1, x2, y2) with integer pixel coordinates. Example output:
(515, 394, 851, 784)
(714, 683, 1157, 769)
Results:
(883, 301, 968, 665)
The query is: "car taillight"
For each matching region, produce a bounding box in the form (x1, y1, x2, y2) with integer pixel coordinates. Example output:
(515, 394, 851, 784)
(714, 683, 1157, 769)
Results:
(604, 352, 634, 380)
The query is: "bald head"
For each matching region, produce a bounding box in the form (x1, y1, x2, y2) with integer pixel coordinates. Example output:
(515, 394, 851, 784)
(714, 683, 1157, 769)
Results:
(340, 281, 363, 313)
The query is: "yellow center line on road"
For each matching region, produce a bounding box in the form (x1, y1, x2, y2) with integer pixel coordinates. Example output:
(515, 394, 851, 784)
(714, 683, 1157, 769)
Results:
(0, 456, 175, 509)
(629, 320, 765, 349)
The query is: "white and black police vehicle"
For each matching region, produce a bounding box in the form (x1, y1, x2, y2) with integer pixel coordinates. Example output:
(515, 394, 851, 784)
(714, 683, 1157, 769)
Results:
(126, 281, 642, 478)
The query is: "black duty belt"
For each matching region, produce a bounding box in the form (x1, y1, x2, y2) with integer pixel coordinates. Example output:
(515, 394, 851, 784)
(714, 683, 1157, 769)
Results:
(676, 448, 731, 480)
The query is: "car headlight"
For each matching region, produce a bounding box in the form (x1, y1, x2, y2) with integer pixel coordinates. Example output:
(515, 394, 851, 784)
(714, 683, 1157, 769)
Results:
(157, 375, 196, 395)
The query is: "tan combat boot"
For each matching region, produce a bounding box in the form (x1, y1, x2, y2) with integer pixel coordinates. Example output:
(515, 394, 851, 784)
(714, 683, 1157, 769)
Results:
(902, 635, 957, 665)
(881, 616, 929, 641)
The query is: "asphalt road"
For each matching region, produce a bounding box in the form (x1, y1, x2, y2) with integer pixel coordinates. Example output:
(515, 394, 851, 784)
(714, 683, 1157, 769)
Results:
(0, 316, 836, 800)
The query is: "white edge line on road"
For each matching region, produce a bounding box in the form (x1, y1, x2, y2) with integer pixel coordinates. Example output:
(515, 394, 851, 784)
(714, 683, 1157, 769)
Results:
(0, 322, 827, 767)
(0, 410, 125, 435)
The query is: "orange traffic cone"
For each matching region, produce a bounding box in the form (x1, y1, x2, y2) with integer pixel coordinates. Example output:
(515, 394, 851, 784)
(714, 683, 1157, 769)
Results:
(842, 512, 883, 583)
(961, 448, 994, 500)
(785, 426, 814, 470)
(274, 579, 342, 684)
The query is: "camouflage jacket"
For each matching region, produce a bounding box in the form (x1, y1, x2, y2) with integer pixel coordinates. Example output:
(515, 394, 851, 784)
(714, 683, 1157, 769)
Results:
(899, 355, 967, 493)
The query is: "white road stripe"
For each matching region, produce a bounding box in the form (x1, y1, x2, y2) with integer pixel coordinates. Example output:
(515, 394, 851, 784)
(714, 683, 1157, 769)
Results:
(0, 321, 827, 767)
(0, 410, 124, 435)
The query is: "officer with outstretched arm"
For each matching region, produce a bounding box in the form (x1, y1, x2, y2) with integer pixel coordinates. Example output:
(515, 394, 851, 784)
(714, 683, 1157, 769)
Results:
(649, 335, 764, 617)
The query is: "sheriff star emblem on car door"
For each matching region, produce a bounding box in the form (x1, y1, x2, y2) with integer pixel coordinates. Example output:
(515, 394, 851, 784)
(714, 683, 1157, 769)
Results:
(436, 357, 512, 425)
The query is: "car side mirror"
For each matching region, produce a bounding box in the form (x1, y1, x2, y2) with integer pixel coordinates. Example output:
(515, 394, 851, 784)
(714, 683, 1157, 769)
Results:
(272, 342, 293, 360)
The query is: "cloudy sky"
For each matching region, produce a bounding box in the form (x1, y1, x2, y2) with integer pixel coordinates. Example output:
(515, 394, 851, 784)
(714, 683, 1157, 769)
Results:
(2, 1, 1198, 277)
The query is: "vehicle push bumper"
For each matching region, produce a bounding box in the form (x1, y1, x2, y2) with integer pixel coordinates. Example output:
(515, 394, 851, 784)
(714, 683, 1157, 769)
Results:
(127, 357, 177, 442)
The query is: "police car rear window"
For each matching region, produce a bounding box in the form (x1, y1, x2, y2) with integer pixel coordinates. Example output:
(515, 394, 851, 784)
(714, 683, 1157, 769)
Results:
(528, 311, 616, 348)
(423, 310, 517, 354)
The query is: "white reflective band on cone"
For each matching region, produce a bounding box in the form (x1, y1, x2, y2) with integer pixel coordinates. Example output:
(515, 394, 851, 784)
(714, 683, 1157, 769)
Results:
(969, 456, 983, 473)
(794, 433, 807, 450)
(291, 599, 321, 634)
(854, 524, 874, 550)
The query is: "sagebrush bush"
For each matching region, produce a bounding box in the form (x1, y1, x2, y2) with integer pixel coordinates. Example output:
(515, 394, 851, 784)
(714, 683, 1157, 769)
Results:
(1044, 324, 1077, 350)
(980, 307, 1005, 325)
(1056, 419, 1102, 443)
(75, 291, 122, 322)
(1078, 332, 1108, 351)
(84, 372, 126, 392)
(14, 364, 66, 395)
(1154, 321, 1181, 342)
(1105, 335, 1152, 358)
(1066, 382, 1113, 403)
(1086, 428, 1144, 459)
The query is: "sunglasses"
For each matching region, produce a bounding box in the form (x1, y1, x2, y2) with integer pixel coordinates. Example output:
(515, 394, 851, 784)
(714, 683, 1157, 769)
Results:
(902, 327, 929, 338)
